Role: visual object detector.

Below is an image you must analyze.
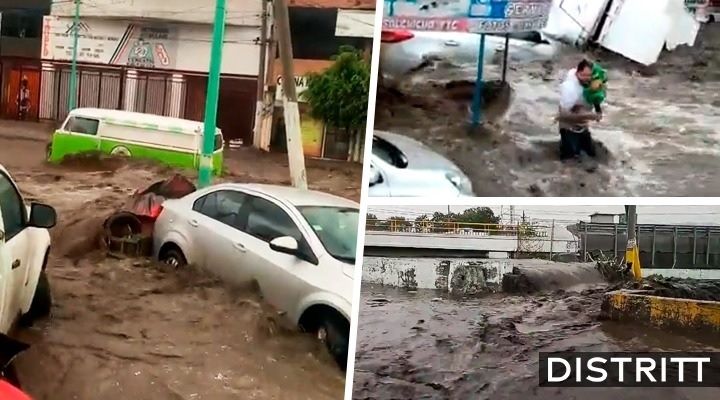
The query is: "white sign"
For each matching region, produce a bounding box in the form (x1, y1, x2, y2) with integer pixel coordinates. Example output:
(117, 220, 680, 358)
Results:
(383, 0, 553, 33)
(41, 16, 261, 76)
(275, 75, 309, 102)
(335, 9, 375, 38)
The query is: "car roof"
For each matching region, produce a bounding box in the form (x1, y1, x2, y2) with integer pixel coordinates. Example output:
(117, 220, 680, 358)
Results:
(68, 108, 222, 135)
(206, 183, 359, 208)
(374, 130, 430, 152)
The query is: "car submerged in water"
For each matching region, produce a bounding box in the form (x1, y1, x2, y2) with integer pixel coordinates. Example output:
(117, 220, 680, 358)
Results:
(379, 29, 562, 87)
(152, 183, 357, 369)
(369, 131, 473, 197)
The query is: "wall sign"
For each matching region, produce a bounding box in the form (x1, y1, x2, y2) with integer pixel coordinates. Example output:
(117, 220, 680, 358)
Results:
(41, 16, 261, 76)
(383, 0, 553, 33)
(276, 75, 309, 102)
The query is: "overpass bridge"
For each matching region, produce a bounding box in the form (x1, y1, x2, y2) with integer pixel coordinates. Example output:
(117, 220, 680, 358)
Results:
(363, 219, 576, 259)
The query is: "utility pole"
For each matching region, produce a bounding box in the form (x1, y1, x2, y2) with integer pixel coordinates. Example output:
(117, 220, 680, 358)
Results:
(198, 0, 227, 188)
(68, 0, 81, 111)
(625, 205, 642, 281)
(253, 0, 270, 148)
(549, 219, 555, 261)
(274, 0, 307, 189)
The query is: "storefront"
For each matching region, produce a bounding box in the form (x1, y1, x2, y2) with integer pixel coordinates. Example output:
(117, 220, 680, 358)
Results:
(38, 15, 261, 144)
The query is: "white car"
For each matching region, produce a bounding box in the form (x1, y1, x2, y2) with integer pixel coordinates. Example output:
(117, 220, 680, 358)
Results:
(0, 164, 56, 334)
(380, 29, 561, 87)
(369, 131, 474, 197)
(153, 183, 358, 369)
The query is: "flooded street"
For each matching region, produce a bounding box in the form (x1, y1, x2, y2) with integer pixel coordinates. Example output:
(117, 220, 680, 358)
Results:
(353, 283, 720, 399)
(374, 24, 720, 196)
(0, 122, 351, 399)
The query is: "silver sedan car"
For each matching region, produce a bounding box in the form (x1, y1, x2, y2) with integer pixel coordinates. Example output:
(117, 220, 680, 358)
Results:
(380, 29, 562, 86)
(153, 183, 358, 369)
(369, 130, 474, 197)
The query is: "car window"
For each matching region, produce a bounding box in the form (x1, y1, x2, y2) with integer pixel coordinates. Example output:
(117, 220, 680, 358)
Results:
(193, 190, 247, 228)
(299, 206, 358, 264)
(0, 173, 26, 240)
(372, 136, 408, 168)
(65, 116, 99, 135)
(245, 196, 302, 243)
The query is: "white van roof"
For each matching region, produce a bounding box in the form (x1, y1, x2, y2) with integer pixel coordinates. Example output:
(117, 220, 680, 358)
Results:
(69, 108, 222, 135)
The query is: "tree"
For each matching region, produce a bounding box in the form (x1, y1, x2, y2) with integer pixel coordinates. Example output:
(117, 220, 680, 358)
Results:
(366, 213, 388, 231)
(302, 46, 370, 162)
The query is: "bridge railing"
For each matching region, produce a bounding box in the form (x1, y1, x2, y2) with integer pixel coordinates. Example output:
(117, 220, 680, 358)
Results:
(365, 219, 550, 238)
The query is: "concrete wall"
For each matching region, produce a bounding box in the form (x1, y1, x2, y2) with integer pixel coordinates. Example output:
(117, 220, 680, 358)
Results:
(602, 290, 720, 334)
(362, 256, 513, 295)
(51, 0, 263, 27)
(365, 231, 519, 252)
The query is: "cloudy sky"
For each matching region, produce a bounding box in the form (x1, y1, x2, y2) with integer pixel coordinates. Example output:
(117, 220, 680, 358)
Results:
(367, 205, 720, 226)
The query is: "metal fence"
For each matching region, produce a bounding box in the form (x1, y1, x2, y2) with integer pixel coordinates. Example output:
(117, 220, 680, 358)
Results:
(39, 66, 186, 122)
(576, 222, 720, 269)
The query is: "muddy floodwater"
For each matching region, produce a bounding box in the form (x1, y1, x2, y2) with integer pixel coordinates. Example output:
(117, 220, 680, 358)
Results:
(0, 122, 351, 399)
(353, 283, 720, 400)
(375, 24, 720, 196)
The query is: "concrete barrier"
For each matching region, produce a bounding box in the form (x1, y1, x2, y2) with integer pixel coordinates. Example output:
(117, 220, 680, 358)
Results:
(362, 257, 513, 295)
(602, 290, 720, 333)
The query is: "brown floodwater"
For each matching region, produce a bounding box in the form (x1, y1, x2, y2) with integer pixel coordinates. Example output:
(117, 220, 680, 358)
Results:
(353, 283, 720, 400)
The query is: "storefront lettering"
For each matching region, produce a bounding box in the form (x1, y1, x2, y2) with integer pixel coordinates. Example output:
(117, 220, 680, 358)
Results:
(277, 75, 309, 89)
(504, 2, 551, 18)
(383, 17, 465, 31)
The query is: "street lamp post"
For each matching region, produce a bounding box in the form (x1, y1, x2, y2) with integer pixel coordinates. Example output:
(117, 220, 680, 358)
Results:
(198, 0, 227, 188)
(68, 0, 81, 111)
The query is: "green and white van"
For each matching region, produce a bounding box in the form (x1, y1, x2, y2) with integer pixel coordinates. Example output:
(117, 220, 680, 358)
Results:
(48, 108, 224, 175)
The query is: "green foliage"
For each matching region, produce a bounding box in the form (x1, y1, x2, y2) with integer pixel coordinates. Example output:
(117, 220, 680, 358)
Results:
(301, 46, 370, 131)
(428, 207, 500, 224)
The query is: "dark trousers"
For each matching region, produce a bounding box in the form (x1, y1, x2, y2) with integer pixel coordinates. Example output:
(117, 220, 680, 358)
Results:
(560, 128, 596, 160)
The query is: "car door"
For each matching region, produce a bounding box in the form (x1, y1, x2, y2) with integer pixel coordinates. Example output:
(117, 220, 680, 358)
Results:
(0, 172, 30, 326)
(0, 207, 11, 333)
(189, 189, 254, 285)
(240, 195, 317, 317)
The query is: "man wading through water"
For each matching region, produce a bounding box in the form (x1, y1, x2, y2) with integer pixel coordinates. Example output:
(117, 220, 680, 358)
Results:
(557, 59, 606, 161)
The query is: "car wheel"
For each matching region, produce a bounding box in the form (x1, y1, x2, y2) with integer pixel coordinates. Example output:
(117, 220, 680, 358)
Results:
(110, 146, 131, 157)
(317, 315, 349, 371)
(20, 270, 52, 326)
(160, 247, 187, 269)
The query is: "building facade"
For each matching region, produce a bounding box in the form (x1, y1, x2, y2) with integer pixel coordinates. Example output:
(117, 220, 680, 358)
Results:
(256, 0, 374, 161)
(39, 0, 268, 145)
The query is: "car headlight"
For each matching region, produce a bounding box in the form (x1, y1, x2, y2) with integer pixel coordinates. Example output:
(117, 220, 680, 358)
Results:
(445, 172, 473, 195)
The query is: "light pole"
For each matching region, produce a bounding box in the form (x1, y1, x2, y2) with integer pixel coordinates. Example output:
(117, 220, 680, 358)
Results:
(625, 205, 642, 281)
(68, 0, 81, 111)
(198, 0, 227, 188)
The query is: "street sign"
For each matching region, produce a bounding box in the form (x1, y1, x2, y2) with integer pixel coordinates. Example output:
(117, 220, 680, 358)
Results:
(383, 0, 553, 33)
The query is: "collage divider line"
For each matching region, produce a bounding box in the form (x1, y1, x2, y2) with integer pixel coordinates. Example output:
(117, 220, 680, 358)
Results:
(344, 0, 386, 398)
